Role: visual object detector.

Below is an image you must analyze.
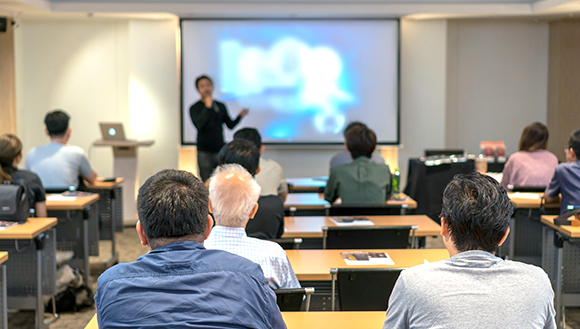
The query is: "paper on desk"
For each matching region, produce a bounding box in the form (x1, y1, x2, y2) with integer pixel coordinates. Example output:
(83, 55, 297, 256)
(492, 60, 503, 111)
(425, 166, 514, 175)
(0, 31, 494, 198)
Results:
(330, 217, 375, 226)
(511, 193, 541, 200)
(341, 251, 395, 266)
(46, 194, 78, 201)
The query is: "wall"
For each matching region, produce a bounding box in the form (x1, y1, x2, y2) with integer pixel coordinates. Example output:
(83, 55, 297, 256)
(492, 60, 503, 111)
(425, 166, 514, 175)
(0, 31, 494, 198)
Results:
(398, 19, 448, 187)
(446, 20, 550, 156)
(14, 17, 179, 189)
(547, 19, 580, 162)
(0, 17, 17, 135)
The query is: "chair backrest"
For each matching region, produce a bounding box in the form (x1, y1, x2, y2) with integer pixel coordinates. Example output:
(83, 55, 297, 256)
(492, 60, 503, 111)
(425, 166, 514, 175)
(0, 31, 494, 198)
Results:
(267, 238, 303, 250)
(328, 204, 402, 216)
(332, 268, 401, 311)
(424, 149, 465, 157)
(509, 185, 547, 193)
(274, 287, 315, 311)
(322, 226, 413, 249)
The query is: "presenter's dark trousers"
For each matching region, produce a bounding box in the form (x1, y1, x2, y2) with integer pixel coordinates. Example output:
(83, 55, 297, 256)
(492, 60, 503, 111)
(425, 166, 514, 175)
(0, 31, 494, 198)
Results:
(197, 150, 219, 182)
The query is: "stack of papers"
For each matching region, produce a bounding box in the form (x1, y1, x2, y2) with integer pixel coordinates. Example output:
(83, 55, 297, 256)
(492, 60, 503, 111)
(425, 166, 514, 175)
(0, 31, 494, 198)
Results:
(341, 251, 395, 266)
(330, 217, 375, 226)
(46, 194, 77, 201)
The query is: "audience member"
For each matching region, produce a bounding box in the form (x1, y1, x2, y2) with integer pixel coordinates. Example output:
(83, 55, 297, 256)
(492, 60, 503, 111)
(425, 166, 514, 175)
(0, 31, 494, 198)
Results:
(205, 164, 300, 289)
(501, 122, 558, 190)
(217, 139, 285, 239)
(234, 127, 288, 202)
(95, 169, 285, 328)
(325, 125, 392, 204)
(545, 129, 580, 214)
(24, 110, 97, 190)
(384, 172, 556, 329)
(329, 121, 385, 169)
(0, 134, 47, 217)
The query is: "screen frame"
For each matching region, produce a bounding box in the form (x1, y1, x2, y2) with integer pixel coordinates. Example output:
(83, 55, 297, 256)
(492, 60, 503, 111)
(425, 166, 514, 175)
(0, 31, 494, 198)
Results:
(179, 17, 401, 146)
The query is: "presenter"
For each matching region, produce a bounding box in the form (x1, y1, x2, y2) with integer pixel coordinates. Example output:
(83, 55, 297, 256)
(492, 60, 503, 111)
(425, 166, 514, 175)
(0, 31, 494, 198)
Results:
(190, 75, 248, 181)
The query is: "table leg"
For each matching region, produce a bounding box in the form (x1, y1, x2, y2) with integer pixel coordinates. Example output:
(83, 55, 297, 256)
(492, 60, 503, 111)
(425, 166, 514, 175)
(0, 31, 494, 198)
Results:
(508, 216, 516, 260)
(2, 264, 6, 329)
(83, 216, 90, 285)
(105, 190, 118, 268)
(556, 245, 563, 329)
(35, 235, 45, 329)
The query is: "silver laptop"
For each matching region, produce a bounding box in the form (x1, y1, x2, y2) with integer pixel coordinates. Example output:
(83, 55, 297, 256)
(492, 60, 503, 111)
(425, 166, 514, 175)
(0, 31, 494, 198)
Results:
(99, 123, 127, 141)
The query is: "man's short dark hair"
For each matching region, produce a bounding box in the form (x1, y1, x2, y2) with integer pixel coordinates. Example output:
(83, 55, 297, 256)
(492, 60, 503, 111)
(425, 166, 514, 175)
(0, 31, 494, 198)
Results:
(195, 75, 213, 90)
(441, 172, 514, 253)
(137, 169, 209, 249)
(343, 121, 367, 139)
(568, 129, 580, 158)
(44, 110, 70, 137)
(234, 128, 262, 150)
(218, 139, 259, 176)
(346, 125, 377, 159)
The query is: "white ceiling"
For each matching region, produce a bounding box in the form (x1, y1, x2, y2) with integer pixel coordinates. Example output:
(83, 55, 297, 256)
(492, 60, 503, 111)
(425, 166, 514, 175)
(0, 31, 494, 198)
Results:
(1, 0, 580, 19)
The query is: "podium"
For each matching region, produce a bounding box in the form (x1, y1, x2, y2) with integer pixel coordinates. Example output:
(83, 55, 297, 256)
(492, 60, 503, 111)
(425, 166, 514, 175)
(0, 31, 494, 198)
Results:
(94, 140, 154, 225)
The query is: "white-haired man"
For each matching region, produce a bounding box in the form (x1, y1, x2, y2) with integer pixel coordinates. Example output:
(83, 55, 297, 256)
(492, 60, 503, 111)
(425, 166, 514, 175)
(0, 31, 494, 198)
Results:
(205, 164, 300, 290)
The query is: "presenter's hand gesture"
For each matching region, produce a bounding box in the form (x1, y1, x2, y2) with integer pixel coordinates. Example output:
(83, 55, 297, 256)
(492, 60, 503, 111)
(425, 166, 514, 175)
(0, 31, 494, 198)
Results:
(240, 109, 249, 117)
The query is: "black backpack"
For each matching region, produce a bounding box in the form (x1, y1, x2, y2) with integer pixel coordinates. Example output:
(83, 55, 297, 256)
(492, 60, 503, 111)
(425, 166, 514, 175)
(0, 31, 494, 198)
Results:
(0, 181, 29, 223)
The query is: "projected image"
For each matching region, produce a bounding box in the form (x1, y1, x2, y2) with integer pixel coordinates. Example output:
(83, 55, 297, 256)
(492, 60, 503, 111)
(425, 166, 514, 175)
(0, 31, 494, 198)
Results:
(220, 37, 353, 137)
(181, 20, 399, 144)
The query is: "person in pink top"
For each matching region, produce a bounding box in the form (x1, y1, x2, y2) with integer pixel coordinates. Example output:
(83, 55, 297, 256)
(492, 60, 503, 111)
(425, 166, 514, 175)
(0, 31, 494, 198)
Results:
(501, 122, 559, 191)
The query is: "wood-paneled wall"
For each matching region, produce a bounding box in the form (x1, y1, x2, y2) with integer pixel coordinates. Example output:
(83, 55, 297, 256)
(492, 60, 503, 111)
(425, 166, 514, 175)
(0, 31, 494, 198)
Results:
(547, 19, 580, 161)
(0, 17, 16, 135)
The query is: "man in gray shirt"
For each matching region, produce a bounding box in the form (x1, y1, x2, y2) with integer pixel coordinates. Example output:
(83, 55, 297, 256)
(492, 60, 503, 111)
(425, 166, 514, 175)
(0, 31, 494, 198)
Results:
(25, 110, 97, 190)
(384, 172, 556, 329)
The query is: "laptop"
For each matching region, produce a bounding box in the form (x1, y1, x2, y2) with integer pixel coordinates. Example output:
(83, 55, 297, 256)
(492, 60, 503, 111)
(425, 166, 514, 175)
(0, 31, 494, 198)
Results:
(99, 123, 127, 141)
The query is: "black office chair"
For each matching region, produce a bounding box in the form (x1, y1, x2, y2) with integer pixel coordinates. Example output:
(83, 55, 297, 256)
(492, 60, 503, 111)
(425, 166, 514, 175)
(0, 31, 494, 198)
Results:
(331, 268, 401, 311)
(328, 204, 402, 216)
(322, 226, 414, 249)
(274, 287, 315, 311)
(509, 185, 547, 193)
(267, 238, 303, 250)
(424, 149, 465, 157)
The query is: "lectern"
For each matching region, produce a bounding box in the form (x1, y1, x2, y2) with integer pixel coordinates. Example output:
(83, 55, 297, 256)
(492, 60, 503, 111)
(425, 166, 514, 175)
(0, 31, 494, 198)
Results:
(94, 140, 154, 224)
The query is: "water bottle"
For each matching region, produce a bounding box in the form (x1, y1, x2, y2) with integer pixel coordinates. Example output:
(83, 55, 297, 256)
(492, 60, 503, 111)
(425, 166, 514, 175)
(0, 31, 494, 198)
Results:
(392, 168, 401, 199)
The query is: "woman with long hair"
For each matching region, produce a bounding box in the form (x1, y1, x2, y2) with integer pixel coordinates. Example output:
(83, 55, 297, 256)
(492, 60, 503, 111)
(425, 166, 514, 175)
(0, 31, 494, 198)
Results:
(0, 134, 47, 217)
(501, 122, 558, 191)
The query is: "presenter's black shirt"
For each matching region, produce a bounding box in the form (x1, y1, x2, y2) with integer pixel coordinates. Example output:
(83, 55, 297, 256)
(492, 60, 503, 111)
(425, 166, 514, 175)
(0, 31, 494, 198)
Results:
(190, 100, 242, 153)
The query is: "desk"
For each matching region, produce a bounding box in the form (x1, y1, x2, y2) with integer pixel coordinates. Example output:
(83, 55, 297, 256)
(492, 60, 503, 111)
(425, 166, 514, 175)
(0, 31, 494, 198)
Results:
(287, 249, 449, 281)
(283, 215, 440, 238)
(84, 311, 387, 329)
(88, 178, 124, 269)
(287, 177, 327, 193)
(502, 193, 560, 264)
(0, 218, 57, 329)
(541, 215, 580, 328)
(284, 193, 417, 216)
(47, 194, 100, 284)
(283, 311, 385, 328)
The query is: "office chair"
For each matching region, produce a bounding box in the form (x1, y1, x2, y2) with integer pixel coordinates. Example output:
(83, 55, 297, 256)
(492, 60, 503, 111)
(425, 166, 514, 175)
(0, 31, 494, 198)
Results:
(424, 149, 465, 157)
(328, 204, 403, 216)
(267, 238, 303, 250)
(322, 226, 414, 249)
(274, 287, 315, 311)
(509, 185, 547, 193)
(331, 268, 401, 311)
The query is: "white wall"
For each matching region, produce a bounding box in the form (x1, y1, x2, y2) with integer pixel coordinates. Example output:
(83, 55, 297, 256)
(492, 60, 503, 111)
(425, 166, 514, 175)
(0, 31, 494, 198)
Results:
(446, 20, 549, 155)
(14, 17, 180, 189)
(398, 19, 448, 187)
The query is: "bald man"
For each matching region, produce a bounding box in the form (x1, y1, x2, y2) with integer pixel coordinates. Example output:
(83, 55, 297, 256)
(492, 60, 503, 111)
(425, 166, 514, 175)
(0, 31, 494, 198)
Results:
(204, 164, 300, 290)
